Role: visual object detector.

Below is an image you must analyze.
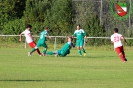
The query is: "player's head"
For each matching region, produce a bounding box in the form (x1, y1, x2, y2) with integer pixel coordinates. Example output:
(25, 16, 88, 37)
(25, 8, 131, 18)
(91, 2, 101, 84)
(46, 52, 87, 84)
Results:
(114, 28, 118, 33)
(68, 36, 73, 42)
(77, 24, 81, 30)
(44, 26, 48, 31)
(26, 24, 32, 30)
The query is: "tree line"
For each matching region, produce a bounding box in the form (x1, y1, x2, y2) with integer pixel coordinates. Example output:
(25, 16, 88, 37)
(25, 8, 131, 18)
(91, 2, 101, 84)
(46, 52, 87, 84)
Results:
(0, 0, 133, 46)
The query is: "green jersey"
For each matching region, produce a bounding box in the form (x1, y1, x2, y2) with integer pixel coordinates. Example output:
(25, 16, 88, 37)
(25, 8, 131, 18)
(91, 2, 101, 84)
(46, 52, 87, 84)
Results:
(57, 42, 72, 56)
(38, 30, 48, 43)
(61, 42, 72, 51)
(73, 29, 86, 40)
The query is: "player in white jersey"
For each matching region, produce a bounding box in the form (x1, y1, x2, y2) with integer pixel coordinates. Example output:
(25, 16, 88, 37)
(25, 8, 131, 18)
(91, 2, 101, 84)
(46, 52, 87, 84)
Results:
(19, 25, 42, 56)
(111, 28, 127, 63)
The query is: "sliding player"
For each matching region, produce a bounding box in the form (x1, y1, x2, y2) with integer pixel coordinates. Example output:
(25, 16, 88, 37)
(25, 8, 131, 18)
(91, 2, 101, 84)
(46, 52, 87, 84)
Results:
(111, 28, 127, 63)
(46, 36, 74, 57)
(72, 24, 87, 56)
(19, 25, 42, 56)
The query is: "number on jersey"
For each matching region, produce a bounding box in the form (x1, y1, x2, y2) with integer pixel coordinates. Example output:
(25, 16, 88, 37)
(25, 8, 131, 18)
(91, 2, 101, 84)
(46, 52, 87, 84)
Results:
(114, 36, 119, 42)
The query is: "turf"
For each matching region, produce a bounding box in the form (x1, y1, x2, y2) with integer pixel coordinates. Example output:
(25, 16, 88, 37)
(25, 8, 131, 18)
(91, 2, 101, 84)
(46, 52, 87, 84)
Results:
(0, 47, 133, 88)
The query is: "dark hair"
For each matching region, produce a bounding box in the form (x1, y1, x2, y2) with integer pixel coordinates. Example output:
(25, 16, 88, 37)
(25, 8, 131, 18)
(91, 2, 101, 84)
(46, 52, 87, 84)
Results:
(77, 24, 81, 27)
(114, 28, 118, 33)
(44, 26, 48, 29)
(26, 24, 32, 28)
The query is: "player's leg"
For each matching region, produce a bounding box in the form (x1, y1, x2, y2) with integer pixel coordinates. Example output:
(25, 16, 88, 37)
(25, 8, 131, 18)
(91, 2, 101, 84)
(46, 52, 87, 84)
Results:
(47, 50, 59, 56)
(115, 47, 125, 62)
(77, 47, 82, 56)
(29, 42, 41, 56)
(42, 43, 47, 54)
(121, 46, 127, 61)
(80, 40, 86, 56)
(60, 50, 67, 57)
(76, 40, 82, 56)
(47, 51, 54, 55)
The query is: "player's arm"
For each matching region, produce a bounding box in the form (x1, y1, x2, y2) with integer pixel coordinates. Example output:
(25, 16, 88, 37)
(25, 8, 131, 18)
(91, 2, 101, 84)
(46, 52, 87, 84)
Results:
(44, 32, 51, 39)
(82, 30, 88, 42)
(111, 41, 114, 44)
(121, 36, 127, 44)
(111, 36, 114, 44)
(45, 34, 51, 39)
(72, 31, 76, 37)
(72, 34, 76, 38)
(19, 32, 24, 42)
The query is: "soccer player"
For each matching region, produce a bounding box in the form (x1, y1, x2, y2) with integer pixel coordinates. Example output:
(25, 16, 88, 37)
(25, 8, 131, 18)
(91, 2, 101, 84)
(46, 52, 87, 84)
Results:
(72, 24, 87, 56)
(46, 36, 74, 57)
(111, 28, 127, 63)
(36, 27, 51, 55)
(19, 24, 42, 56)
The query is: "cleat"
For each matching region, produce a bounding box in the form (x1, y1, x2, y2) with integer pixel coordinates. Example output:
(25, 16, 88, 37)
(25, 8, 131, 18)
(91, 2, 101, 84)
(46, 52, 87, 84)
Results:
(55, 54, 58, 57)
(42, 53, 45, 56)
(42, 53, 47, 56)
(123, 61, 126, 63)
(39, 54, 42, 57)
(84, 53, 86, 56)
(28, 52, 31, 56)
(124, 58, 127, 61)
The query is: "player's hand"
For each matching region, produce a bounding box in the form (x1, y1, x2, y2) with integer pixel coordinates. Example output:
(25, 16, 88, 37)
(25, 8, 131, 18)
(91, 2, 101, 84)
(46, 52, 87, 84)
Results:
(49, 36, 51, 39)
(125, 42, 128, 45)
(19, 39, 22, 42)
(84, 37, 88, 43)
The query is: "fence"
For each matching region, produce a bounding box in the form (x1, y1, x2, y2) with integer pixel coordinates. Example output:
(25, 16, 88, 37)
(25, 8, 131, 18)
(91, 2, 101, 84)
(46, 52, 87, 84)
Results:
(1, 35, 133, 50)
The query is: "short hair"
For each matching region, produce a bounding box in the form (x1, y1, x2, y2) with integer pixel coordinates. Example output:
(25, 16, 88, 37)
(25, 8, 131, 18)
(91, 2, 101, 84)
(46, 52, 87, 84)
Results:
(26, 24, 32, 28)
(114, 28, 118, 33)
(44, 26, 48, 29)
(77, 24, 81, 27)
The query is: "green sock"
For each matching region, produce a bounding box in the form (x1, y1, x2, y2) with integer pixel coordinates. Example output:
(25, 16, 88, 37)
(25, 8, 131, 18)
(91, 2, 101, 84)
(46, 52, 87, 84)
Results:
(82, 48, 86, 53)
(78, 50, 82, 55)
(47, 52, 54, 55)
(30, 48, 36, 54)
(43, 48, 47, 54)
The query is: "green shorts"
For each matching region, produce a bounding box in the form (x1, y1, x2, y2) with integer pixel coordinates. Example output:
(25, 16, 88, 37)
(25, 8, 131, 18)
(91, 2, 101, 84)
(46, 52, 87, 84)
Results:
(57, 49, 69, 57)
(37, 42, 47, 48)
(76, 39, 84, 47)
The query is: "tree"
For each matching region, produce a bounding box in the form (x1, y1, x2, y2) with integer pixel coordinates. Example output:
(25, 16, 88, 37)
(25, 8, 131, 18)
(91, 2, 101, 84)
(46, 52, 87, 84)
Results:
(44, 0, 73, 36)
(0, 0, 26, 34)
(85, 15, 106, 46)
(24, 0, 50, 24)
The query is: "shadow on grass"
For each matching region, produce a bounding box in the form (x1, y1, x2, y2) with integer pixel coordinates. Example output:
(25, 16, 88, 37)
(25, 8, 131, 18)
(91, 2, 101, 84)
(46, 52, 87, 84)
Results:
(0, 79, 69, 82)
(67, 55, 116, 58)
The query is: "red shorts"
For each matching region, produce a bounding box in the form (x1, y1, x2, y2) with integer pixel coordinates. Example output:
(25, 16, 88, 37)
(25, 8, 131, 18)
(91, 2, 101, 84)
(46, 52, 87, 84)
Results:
(115, 46, 124, 55)
(28, 41, 36, 48)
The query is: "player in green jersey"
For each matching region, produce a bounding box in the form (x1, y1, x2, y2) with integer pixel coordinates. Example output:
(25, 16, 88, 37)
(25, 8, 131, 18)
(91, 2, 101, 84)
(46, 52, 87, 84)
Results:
(37, 27, 51, 55)
(29, 27, 51, 56)
(46, 36, 74, 57)
(72, 24, 87, 56)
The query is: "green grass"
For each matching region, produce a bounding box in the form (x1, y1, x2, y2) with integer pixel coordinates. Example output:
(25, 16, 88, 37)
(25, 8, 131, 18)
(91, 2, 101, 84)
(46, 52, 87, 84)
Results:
(0, 47, 133, 88)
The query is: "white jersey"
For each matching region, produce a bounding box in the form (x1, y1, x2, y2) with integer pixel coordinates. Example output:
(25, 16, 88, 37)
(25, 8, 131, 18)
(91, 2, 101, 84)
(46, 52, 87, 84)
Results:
(21, 29, 33, 43)
(111, 33, 123, 48)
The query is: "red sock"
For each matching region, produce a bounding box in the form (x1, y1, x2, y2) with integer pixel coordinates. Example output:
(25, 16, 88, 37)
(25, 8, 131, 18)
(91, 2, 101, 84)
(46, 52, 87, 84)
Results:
(122, 51, 125, 58)
(119, 54, 125, 62)
(36, 49, 41, 55)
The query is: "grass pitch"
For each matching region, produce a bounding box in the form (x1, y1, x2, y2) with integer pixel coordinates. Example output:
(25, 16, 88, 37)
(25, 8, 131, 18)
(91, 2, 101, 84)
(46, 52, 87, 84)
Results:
(0, 47, 133, 88)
